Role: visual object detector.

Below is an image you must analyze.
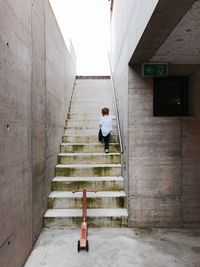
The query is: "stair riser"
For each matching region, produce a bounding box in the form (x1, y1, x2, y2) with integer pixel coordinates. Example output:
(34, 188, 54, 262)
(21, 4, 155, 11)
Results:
(51, 180, 124, 191)
(48, 197, 125, 209)
(70, 103, 114, 108)
(74, 84, 111, 87)
(64, 128, 117, 135)
(67, 114, 105, 120)
(62, 135, 118, 143)
(58, 155, 121, 164)
(69, 107, 115, 113)
(60, 144, 120, 153)
(74, 88, 112, 91)
(44, 216, 128, 228)
(55, 166, 121, 177)
(71, 97, 113, 102)
(66, 120, 116, 127)
(65, 125, 117, 130)
(73, 86, 111, 90)
(72, 91, 113, 96)
(71, 102, 115, 108)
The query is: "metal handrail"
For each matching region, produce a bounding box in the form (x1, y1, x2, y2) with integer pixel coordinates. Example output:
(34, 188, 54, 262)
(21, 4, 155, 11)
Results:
(108, 52, 124, 154)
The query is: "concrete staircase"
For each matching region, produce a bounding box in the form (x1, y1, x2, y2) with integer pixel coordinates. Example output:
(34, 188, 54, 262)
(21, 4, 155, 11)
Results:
(44, 77, 128, 227)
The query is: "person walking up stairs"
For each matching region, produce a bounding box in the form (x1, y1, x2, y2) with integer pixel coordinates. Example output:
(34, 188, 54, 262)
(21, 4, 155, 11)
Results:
(44, 76, 128, 227)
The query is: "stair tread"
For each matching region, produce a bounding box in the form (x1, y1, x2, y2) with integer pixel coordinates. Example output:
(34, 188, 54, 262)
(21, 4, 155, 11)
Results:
(63, 133, 118, 136)
(56, 163, 122, 168)
(61, 143, 119, 145)
(58, 153, 120, 156)
(65, 126, 117, 129)
(67, 112, 115, 115)
(49, 191, 126, 198)
(52, 176, 123, 182)
(44, 208, 128, 217)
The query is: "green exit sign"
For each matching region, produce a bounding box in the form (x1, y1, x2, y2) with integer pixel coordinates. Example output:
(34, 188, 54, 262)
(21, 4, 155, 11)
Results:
(142, 63, 168, 77)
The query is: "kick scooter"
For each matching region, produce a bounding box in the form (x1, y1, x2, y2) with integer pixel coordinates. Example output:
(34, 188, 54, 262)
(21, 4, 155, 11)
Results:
(73, 188, 97, 252)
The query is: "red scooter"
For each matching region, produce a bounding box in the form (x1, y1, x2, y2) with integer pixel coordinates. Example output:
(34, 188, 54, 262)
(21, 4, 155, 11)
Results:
(73, 188, 97, 252)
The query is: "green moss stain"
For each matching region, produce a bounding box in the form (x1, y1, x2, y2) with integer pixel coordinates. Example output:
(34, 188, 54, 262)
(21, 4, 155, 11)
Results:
(56, 167, 76, 176)
(73, 144, 84, 152)
(52, 180, 124, 191)
(44, 217, 54, 226)
(48, 198, 54, 209)
(116, 197, 125, 208)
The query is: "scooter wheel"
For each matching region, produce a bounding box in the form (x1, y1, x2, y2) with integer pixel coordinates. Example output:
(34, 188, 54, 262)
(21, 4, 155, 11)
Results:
(86, 240, 89, 252)
(77, 240, 80, 252)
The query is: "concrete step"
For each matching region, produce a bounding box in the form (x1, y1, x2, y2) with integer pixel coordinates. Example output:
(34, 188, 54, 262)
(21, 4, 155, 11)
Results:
(71, 100, 114, 104)
(55, 163, 122, 177)
(58, 153, 121, 164)
(62, 134, 118, 143)
(70, 103, 114, 109)
(76, 76, 110, 78)
(60, 143, 120, 153)
(67, 113, 115, 120)
(72, 96, 113, 101)
(51, 176, 124, 191)
(72, 92, 112, 96)
(70, 104, 114, 111)
(64, 128, 117, 135)
(71, 96, 113, 102)
(44, 208, 128, 227)
(66, 119, 116, 127)
(69, 106, 115, 113)
(48, 191, 126, 209)
(75, 76, 110, 80)
(74, 82, 111, 86)
(73, 84, 112, 88)
(73, 89, 113, 93)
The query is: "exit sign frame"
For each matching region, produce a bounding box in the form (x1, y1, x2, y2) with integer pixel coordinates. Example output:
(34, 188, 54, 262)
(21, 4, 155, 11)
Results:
(142, 62, 169, 77)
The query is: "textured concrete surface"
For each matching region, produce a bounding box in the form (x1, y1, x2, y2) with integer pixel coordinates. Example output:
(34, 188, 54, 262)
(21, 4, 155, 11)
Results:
(0, 1, 76, 266)
(129, 0, 196, 64)
(25, 228, 200, 267)
(110, 0, 200, 227)
(152, 0, 200, 64)
(0, 0, 32, 266)
(128, 65, 200, 227)
(44, 78, 128, 228)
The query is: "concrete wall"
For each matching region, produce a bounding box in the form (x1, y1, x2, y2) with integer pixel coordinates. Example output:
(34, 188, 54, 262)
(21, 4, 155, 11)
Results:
(128, 65, 200, 227)
(45, 1, 76, 199)
(110, 0, 159, 203)
(110, 0, 200, 227)
(0, 1, 76, 266)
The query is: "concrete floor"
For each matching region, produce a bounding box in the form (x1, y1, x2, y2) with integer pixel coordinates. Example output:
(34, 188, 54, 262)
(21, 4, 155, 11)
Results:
(24, 228, 200, 267)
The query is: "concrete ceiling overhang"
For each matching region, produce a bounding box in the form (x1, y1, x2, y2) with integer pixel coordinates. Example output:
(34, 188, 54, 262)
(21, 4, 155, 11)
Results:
(129, 0, 197, 65)
(152, 0, 200, 64)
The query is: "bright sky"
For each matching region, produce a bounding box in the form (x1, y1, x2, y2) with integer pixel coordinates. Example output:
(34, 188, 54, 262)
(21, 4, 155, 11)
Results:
(49, 0, 111, 75)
